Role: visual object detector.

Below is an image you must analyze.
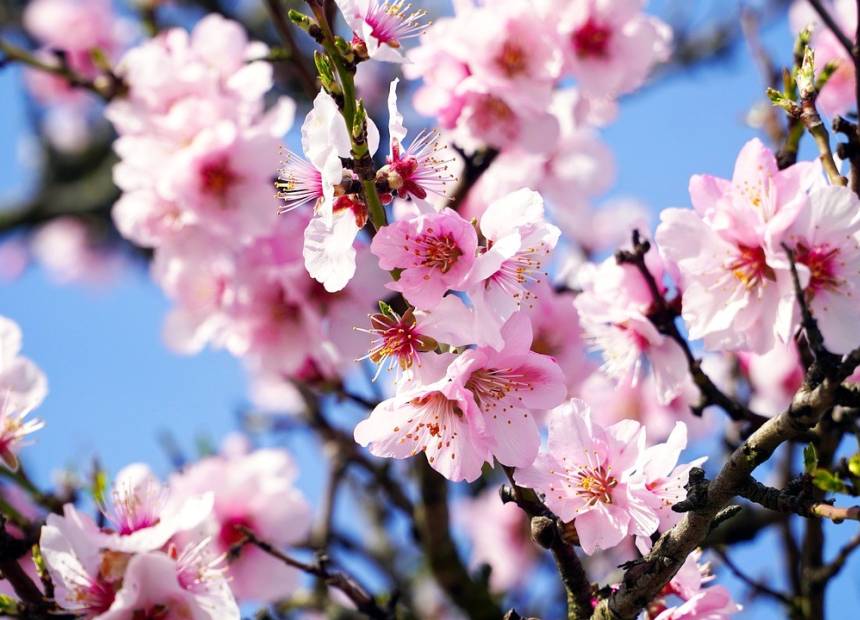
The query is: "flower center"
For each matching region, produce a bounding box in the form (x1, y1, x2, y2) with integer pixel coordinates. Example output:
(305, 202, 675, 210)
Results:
(200, 156, 238, 198)
(495, 40, 528, 77)
(363, 309, 436, 374)
(728, 244, 774, 289)
(218, 515, 255, 550)
(414, 230, 462, 273)
(572, 18, 612, 59)
(364, 0, 427, 47)
(465, 367, 531, 411)
(572, 464, 617, 505)
(105, 480, 165, 536)
(795, 242, 841, 296)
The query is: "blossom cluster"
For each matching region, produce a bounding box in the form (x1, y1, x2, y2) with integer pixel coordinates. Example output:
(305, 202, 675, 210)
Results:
(103, 15, 382, 390)
(40, 439, 311, 618)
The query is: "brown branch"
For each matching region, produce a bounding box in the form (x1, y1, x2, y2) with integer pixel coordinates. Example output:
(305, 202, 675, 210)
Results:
(591, 365, 845, 619)
(501, 469, 593, 620)
(713, 546, 795, 607)
(413, 460, 501, 620)
(237, 526, 393, 619)
(0, 38, 122, 101)
(808, 531, 860, 582)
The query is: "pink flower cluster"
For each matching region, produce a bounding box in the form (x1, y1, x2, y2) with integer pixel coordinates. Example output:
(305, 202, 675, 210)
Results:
(39, 440, 311, 617)
(106, 16, 382, 389)
(515, 399, 703, 554)
(657, 139, 860, 355)
(406, 0, 670, 153)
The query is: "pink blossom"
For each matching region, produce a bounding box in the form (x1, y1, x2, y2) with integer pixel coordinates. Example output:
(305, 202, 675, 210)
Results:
(739, 340, 803, 417)
(455, 488, 536, 592)
(581, 371, 708, 442)
(773, 185, 860, 353)
(335, 0, 428, 62)
(653, 586, 742, 620)
(380, 79, 455, 204)
(97, 550, 237, 620)
(159, 121, 281, 243)
(556, 0, 672, 97)
(514, 398, 660, 555)
(524, 280, 595, 392)
(371, 208, 478, 310)
(0, 393, 44, 471)
(656, 139, 821, 353)
(574, 252, 689, 404)
(95, 464, 214, 554)
(170, 440, 311, 603)
(356, 313, 565, 481)
(465, 189, 560, 350)
(31, 217, 123, 285)
(639, 422, 706, 530)
(358, 294, 476, 379)
(0, 316, 47, 412)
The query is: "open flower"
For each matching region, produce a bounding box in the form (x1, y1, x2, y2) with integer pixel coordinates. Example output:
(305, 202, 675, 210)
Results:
(335, 0, 428, 62)
(575, 252, 689, 404)
(465, 188, 560, 350)
(514, 399, 660, 554)
(0, 316, 48, 412)
(95, 464, 213, 554)
(773, 185, 860, 353)
(656, 139, 821, 353)
(371, 208, 478, 310)
(170, 438, 312, 603)
(0, 393, 44, 471)
(378, 79, 454, 205)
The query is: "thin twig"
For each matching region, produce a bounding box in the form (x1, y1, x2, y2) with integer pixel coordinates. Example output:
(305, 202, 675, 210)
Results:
(713, 546, 795, 607)
(237, 526, 392, 619)
(808, 0, 854, 56)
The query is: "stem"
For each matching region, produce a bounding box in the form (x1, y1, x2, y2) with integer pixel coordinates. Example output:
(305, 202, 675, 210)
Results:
(363, 179, 386, 229)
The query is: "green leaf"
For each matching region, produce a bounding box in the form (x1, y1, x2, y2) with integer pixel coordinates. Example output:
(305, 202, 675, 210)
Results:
(803, 444, 818, 474)
(377, 300, 394, 317)
(848, 453, 860, 478)
(812, 468, 846, 493)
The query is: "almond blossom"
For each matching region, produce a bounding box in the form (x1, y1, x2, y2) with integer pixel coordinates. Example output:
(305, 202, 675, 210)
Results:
(371, 208, 478, 310)
(335, 0, 428, 63)
(515, 399, 687, 555)
(170, 438, 311, 603)
(355, 313, 565, 481)
(574, 251, 689, 405)
(0, 315, 47, 412)
(379, 79, 455, 205)
(556, 0, 672, 97)
(656, 139, 821, 353)
(465, 189, 561, 350)
(773, 185, 860, 353)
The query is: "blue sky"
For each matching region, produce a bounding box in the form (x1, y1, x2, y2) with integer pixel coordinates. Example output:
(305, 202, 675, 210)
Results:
(0, 3, 858, 617)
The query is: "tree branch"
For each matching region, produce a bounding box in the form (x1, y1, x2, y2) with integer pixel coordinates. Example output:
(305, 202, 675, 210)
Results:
(237, 526, 393, 619)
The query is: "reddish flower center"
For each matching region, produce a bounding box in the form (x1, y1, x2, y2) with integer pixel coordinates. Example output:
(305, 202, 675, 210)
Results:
(465, 367, 531, 411)
(795, 242, 841, 296)
(333, 194, 369, 228)
(218, 515, 255, 550)
(572, 464, 617, 506)
(572, 18, 612, 59)
(495, 40, 528, 77)
(414, 230, 462, 273)
(200, 156, 239, 198)
(366, 309, 435, 372)
(728, 244, 774, 289)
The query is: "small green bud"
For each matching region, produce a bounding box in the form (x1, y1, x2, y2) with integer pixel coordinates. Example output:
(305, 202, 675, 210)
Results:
(803, 443, 818, 474)
(795, 46, 816, 98)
